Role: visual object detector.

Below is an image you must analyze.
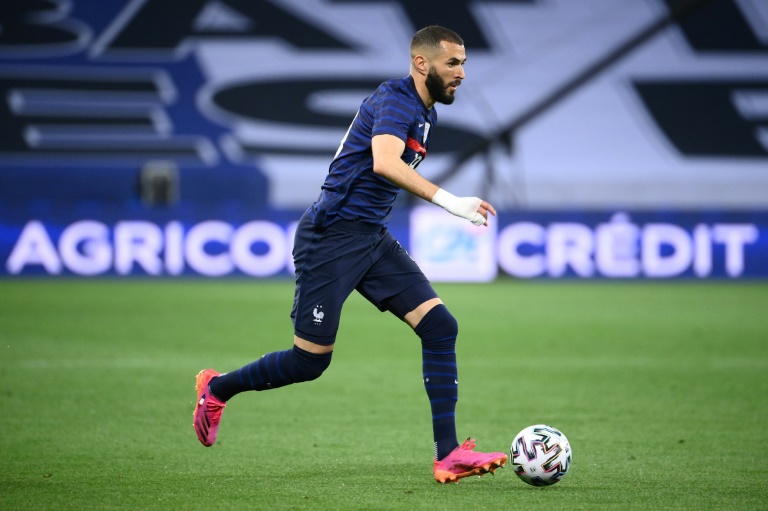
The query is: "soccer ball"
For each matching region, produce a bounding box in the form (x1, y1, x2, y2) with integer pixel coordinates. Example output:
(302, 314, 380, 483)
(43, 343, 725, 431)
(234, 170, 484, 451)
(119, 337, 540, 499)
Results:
(510, 424, 572, 486)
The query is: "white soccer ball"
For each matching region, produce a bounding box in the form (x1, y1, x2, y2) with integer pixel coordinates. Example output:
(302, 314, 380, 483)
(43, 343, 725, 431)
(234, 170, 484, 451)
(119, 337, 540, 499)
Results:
(510, 424, 572, 486)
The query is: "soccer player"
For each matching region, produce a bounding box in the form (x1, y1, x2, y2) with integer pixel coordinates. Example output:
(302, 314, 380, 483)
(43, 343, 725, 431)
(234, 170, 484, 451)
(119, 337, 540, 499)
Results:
(193, 25, 507, 484)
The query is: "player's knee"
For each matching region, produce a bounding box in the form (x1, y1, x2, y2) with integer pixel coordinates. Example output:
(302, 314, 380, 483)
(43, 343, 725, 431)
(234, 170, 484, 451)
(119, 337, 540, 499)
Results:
(290, 344, 332, 382)
(414, 304, 458, 350)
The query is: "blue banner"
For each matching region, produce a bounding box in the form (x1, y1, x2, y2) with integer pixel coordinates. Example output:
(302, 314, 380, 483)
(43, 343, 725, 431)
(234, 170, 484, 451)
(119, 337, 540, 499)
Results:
(1, 207, 765, 279)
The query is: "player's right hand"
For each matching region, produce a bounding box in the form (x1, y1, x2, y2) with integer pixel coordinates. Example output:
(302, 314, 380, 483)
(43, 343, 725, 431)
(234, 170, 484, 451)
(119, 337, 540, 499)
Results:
(432, 189, 497, 226)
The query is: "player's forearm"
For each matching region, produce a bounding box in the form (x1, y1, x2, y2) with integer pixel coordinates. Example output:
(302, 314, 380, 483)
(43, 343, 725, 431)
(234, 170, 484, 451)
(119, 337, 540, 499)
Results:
(373, 157, 491, 226)
(372, 157, 439, 202)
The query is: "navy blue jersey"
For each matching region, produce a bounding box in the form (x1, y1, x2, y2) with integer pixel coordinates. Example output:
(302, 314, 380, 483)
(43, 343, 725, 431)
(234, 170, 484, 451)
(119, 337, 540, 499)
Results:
(308, 75, 437, 228)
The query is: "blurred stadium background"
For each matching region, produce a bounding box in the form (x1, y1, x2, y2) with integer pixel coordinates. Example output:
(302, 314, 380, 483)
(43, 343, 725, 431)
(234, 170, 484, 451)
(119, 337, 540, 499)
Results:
(2, 0, 767, 281)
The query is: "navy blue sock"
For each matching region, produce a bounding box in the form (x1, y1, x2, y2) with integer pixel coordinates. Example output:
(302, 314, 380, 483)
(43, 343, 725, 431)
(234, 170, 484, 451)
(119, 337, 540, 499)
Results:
(415, 305, 460, 461)
(209, 345, 332, 401)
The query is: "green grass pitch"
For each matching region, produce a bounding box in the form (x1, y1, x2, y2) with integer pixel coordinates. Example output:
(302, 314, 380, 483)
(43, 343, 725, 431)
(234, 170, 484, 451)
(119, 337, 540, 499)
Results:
(1, 279, 767, 510)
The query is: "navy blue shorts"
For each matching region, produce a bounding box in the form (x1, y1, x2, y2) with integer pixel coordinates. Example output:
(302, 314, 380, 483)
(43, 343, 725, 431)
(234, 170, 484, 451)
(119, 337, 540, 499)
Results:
(290, 212, 437, 345)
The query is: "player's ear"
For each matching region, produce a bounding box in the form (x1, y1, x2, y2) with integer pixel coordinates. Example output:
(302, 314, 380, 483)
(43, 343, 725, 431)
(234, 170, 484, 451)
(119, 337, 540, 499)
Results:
(412, 54, 428, 75)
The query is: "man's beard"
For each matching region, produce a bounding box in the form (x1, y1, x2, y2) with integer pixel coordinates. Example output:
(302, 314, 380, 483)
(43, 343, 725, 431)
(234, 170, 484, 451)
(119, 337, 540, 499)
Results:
(425, 68, 459, 105)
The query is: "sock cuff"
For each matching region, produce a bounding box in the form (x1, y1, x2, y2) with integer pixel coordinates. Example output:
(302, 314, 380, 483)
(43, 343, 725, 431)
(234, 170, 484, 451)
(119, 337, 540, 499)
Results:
(292, 344, 333, 360)
(415, 305, 458, 351)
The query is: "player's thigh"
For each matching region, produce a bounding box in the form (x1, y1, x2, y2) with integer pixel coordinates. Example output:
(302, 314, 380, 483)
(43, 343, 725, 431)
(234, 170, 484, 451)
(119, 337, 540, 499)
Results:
(291, 219, 374, 344)
(356, 233, 439, 320)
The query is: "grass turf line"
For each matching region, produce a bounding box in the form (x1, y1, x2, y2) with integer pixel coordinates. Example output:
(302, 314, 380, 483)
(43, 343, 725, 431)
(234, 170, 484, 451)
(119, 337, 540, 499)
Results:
(1, 280, 767, 510)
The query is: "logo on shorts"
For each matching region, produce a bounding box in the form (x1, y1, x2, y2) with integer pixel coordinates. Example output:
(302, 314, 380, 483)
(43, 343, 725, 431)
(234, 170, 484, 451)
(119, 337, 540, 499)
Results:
(313, 305, 324, 324)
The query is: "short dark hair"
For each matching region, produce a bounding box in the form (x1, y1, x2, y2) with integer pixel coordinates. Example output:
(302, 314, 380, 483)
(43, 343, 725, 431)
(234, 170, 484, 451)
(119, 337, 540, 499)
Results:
(410, 26, 463, 55)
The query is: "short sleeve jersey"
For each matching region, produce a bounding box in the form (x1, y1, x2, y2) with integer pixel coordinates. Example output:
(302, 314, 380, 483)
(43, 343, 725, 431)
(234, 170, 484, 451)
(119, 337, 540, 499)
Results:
(307, 75, 437, 228)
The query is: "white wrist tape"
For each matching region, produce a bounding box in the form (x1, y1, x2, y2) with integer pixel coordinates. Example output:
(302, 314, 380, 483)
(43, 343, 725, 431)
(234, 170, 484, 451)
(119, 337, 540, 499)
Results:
(431, 188, 485, 226)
